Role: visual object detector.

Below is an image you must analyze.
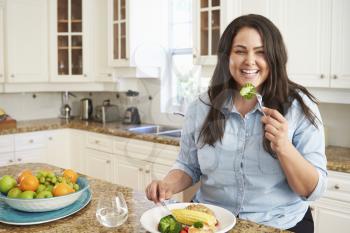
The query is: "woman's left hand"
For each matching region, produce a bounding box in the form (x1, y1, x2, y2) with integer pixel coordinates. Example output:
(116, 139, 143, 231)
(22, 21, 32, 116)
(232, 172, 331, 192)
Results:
(261, 107, 291, 156)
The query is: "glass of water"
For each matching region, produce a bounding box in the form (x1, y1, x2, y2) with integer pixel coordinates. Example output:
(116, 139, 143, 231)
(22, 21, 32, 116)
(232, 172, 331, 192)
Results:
(96, 192, 128, 227)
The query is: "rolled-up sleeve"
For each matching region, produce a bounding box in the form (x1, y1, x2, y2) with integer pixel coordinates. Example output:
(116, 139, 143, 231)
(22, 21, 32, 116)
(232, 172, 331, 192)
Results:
(171, 101, 202, 185)
(292, 98, 328, 201)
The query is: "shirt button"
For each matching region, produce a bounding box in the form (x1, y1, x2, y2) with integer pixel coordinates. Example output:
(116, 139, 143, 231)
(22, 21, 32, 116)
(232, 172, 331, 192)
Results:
(240, 162, 243, 168)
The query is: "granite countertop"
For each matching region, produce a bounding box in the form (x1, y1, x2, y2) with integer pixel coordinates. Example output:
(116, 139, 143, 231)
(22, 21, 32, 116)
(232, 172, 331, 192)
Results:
(0, 163, 288, 233)
(0, 118, 350, 173)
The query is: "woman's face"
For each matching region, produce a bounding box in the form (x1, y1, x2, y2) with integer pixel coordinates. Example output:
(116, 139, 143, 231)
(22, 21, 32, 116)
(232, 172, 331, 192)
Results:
(229, 27, 270, 91)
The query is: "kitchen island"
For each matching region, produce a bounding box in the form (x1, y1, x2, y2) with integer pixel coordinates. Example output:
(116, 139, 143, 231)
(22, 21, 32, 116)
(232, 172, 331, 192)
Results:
(0, 163, 288, 233)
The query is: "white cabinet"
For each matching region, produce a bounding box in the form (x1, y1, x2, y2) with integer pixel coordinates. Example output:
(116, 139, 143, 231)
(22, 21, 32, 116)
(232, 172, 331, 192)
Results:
(226, 0, 350, 89)
(49, 0, 92, 82)
(115, 155, 146, 191)
(5, 0, 48, 83)
(107, 0, 164, 78)
(46, 129, 71, 169)
(0, 0, 4, 83)
(0, 134, 15, 166)
(312, 171, 350, 233)
(193, 0, 229, 66)
(84, 148, 115, 182)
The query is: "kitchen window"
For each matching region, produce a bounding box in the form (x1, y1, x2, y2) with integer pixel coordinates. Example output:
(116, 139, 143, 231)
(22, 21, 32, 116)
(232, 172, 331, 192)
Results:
(163, 0, 201, 113)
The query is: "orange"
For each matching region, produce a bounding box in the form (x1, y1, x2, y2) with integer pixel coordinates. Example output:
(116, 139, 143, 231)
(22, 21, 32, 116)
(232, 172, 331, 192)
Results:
(52, 183, 75, 196)
(19, 175, 39, 192)
(63, 169, 78, 183)
(17, 169, 33, 184)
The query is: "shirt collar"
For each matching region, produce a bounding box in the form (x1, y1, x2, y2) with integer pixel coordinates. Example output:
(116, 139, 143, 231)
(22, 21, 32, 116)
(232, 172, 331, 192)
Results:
(221, 95, 264, 117)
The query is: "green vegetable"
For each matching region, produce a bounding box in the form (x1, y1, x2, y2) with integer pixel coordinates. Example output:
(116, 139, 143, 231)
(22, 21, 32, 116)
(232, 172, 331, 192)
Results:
(158, 215, 182, 233)
(239, 83, 256, 100)
(193, 221, 204, 228)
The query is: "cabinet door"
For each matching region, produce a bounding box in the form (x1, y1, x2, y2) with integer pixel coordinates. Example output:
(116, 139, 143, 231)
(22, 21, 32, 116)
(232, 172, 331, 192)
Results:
(47, 130, 71, 169)
(6, 0, 48, 83)
(115, 156, 144, 191)
(70, 129, 85, 174)
(50, 0, 91, 82)
(107, 0, 129, 67)
(0, 0, 4, 83)
(15, 149, 47, 164)
(0, 152, 15, 166)
(193, 0, 222, 65)
(330, 0, 350, 88)
(92, 0, 114, 81)
(280, 0, 331, 87)
(84, 148, 115, 182)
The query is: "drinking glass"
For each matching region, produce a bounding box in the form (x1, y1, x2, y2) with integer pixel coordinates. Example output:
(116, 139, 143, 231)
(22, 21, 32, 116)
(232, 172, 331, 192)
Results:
(96, 192, 128, 227)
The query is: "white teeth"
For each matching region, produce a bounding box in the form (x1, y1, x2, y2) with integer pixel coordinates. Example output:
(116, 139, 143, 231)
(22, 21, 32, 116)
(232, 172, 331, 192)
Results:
(241, 69, 259, 74)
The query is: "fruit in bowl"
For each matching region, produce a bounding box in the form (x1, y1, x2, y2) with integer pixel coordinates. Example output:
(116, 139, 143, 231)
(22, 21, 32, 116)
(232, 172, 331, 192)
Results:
(0, 169, 89, 212)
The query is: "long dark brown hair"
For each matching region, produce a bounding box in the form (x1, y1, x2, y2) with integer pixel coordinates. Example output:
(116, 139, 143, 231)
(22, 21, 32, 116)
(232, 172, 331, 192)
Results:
(198, 14, 320, 155)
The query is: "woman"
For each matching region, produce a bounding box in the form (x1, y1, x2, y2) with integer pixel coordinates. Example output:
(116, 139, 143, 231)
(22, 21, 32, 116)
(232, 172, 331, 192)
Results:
(145, 14, 327, 232)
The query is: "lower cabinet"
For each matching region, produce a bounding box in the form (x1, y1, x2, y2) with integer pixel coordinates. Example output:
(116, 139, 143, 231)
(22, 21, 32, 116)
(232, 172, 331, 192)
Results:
(46, 129, 71, 169)
(312, 171, 350, 233)
(84, 148, 115, 183)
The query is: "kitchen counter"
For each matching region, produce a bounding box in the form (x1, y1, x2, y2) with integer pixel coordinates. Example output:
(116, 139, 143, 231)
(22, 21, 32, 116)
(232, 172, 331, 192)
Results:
(0, 163, 288, 233)
(0, 118, 350, 173)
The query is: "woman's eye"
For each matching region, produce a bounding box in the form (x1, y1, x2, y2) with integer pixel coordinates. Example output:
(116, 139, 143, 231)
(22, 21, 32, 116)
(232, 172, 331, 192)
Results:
(256, 51, 265, 55)
(235, 50, 245, 54)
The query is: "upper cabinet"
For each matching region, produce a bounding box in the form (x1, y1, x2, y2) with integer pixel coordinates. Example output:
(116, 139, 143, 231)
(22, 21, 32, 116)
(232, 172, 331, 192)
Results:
(0, 0, 4, 83)
(107, 0, 165, 78)
(5, 0, 49, 83)
(49, 0, 92, 82)
(225, 0, 350, 89)
(193, 0, 227, 66)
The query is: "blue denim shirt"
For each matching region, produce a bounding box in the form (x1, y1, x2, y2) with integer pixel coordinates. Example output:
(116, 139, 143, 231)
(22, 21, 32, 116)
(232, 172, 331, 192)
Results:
(172, 92, 327, 229)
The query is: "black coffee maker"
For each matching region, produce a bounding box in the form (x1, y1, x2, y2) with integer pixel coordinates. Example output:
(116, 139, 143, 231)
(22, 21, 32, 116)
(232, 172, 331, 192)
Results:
(123, 90, 141, 124)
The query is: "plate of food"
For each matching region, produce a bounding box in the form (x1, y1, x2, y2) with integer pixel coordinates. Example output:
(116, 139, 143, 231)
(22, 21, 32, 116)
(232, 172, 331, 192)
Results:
(140, 202, 236, 233)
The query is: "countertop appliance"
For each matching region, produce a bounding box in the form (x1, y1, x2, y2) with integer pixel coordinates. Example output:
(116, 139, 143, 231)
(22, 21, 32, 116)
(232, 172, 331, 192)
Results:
(94, 100, 119, 123)
(60, 91, 76, 119)
(123, 90, 141, 124)
(80, 98, 93, 120)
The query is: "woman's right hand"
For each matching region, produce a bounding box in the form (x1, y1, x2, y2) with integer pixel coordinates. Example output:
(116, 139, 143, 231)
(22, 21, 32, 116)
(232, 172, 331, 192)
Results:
(145, 180, 173, 203)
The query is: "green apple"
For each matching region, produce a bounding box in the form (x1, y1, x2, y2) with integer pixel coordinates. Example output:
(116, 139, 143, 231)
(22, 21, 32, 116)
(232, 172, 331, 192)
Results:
(36, 184, 46, 193)
(7, 187, 22, 198)
(36, 190, 53, 198)
(0, 175, 17, 194)
(73, 183, 80, 191)
(18, 191, 36, 199)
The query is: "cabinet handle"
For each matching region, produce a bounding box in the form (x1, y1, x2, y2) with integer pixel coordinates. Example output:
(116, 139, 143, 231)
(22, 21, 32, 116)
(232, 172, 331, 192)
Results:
(145, 170, 150, 174)
(320, 74, 325, 79)
(333, 75, 338, 79)
(10, 74, 15, 78)
(95, 140, 100, 144)
(84, 74, 87, 77)
(139, 168, 143, 172)
(48, 137, 53, 140)
(107, 73, 112, 77)
(334, 184, 340, 190)
(17, 158, 22, 162)
(106, 160, 111, 164)
(29, 139, 34, 143)
(8, 159, 13, 163)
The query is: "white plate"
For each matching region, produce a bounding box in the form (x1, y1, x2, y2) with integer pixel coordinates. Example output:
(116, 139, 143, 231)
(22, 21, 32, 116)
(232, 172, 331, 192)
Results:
(140, 202, 236, 233)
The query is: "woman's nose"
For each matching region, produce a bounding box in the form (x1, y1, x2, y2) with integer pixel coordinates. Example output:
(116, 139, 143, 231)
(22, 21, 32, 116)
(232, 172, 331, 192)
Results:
(245, 53, 256, 65)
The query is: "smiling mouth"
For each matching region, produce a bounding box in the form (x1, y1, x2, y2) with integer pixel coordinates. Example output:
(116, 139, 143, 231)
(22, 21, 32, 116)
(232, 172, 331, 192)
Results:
(240, 69, 259, 78)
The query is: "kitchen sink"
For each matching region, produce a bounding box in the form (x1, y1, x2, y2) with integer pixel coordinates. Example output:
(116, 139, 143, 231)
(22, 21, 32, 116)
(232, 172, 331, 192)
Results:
(127, 125, 182, 138)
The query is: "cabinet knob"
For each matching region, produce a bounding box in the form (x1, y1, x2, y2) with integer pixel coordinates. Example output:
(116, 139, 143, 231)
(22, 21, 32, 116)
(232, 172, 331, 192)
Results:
(17, 158, 22, 162)
(139, 168, 143, 172)
(334, 184, 340, 190)
(193, 54, 197, 59)
(0, 74, 3, 78)
(320, 74, 325, 79)
(95, 140, 100, 144)
(11, 74, 15, 78)
(333, 75, 338, 79)
(84, 74, 87, 77)
(106, 160, 111, 164)
(29, 139, 34, 143)
(8, 159, 13, 163)
(48, 137, 53, 140)
(107, 73, 112, 77)
(145, 170, 150, 174)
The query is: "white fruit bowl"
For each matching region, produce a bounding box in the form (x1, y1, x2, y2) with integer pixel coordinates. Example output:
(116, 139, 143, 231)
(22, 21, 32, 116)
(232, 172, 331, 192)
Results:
(0, 177, 89, 212)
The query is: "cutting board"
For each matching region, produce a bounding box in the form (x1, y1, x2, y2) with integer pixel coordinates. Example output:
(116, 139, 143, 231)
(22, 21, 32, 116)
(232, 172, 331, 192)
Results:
(0, 117, 17, 129)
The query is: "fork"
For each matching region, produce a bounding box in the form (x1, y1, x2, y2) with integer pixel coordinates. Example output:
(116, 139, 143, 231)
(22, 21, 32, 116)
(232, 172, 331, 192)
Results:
(256, 93, 266, 116)
(160, 201, 172, 213)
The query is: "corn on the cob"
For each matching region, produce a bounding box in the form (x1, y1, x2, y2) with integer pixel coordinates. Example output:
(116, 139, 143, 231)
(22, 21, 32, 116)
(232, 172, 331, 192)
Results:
(171, 209, 217, 226)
